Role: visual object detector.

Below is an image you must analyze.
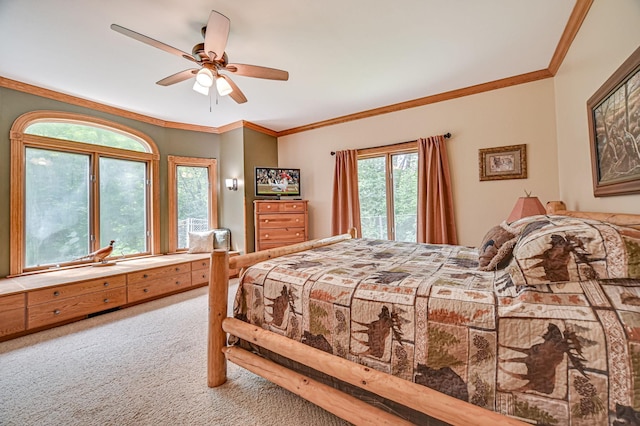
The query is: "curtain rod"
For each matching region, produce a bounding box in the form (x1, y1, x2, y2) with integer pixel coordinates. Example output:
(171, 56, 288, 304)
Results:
(330, 132, 451, 156)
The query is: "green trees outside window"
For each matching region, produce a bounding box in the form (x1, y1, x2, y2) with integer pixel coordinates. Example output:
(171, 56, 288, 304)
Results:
(18, 119, 153, 269)
(358, 152, 418, 242)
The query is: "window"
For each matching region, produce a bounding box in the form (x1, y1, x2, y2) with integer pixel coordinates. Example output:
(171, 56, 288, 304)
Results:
(10, 111, 160, 275)
(357, 143, 418, 242)
(167, 156, 218, 252)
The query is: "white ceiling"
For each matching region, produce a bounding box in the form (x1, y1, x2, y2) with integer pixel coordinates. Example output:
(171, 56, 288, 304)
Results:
(0, 0, 576, 132)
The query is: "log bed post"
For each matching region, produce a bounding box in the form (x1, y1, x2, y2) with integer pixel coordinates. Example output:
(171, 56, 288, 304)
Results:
(207, 231, 356, 388)
(208, 249, 229, 387)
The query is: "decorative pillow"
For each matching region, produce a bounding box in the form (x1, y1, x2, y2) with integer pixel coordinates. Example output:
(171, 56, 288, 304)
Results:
(187, 230, 215, 253)
(507, 215, 640, 285)
(213, 228, 231, 251)
(478, 221, 519, 271)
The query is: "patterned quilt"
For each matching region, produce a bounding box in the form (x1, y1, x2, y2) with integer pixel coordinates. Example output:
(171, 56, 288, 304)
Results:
(233, 237, 640, 425)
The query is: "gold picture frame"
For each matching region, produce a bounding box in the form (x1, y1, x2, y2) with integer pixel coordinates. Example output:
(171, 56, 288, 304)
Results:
(479, 144, 527, 181)
(587, 46, 640, 197)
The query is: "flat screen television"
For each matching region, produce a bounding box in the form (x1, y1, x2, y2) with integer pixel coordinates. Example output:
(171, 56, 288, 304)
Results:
(255, 167, 301, 197)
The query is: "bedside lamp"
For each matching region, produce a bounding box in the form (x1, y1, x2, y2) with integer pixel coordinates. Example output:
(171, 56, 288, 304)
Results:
(507, 191, 546, 222)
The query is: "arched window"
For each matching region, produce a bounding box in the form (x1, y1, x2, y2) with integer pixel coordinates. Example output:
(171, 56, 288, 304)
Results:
(10, 111, 160, 275)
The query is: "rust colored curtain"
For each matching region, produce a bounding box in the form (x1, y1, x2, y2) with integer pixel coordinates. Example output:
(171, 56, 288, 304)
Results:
(417, 135, 458, 244)
(331, 150, 362, 237)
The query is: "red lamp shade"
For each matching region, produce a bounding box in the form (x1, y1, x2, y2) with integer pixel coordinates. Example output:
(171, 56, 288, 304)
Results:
(507, 196, 546, 222)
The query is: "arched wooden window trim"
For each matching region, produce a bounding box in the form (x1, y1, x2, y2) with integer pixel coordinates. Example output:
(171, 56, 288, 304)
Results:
(9, 110, 161, 276)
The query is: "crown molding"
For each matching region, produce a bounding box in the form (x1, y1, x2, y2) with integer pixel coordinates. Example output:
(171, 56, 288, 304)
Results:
(276, 69, 553, 137)
(548, 0, 593, 75)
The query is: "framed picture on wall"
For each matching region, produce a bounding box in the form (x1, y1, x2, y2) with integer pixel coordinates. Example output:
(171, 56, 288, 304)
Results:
(478, 144, 527, 181)
(587, 45, 640, 197)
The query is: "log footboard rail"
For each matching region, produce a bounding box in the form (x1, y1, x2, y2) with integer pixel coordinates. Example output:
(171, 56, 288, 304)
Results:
(207, 230, 527, 426)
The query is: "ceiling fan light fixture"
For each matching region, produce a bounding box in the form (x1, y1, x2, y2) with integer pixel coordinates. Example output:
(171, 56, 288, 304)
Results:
(195, 68, 214, 87)
(192, 80, 210, 96)
(216, 76, 233, 96)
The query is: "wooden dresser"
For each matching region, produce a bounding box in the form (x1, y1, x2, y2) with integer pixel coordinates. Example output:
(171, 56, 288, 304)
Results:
(254, 200, 308, 251)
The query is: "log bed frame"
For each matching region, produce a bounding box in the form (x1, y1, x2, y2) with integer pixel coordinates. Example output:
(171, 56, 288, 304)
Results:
(207, 201, 640, 426)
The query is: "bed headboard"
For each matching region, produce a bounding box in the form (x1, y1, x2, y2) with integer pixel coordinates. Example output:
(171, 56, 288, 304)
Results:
(546, 201, 640, 230)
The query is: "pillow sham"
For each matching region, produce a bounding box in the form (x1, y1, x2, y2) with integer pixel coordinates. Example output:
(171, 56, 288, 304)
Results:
(478, 221, 519, 271)
(187, 230, 215, 253)
(213, 228, 231, 251)
(507, 215, 640, 285)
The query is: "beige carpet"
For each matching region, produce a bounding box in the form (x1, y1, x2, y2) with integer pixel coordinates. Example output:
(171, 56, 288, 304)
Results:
(0, 282, 349, 426)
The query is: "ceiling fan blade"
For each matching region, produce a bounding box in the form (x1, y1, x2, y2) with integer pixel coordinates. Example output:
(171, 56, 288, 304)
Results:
(110, 24, 198, 63)
(220, 75, 247, 104)
(203, 11, 230, 61)
(156, 69, 199, 86)
(224, 63, 289, 81)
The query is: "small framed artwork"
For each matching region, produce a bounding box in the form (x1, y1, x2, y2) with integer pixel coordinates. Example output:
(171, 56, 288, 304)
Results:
(587, 46, 640, 197)
(479, 144, 527, 181)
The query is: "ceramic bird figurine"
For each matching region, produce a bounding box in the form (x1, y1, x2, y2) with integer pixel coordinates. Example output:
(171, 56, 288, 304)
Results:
(77, 240, 115, 263)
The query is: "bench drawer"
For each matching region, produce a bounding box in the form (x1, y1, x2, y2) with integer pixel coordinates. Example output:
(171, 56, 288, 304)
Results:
(28, 287, 126, 329)
(127, 263, 190, 284)
(191, 269, 210, 286)
(127, 271, 192, 303)
(28, 275, 126, 306)
(191, 258, 210, 271)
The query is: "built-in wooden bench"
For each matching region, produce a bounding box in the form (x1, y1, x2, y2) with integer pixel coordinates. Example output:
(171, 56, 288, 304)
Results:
(0, 251, 239, 341)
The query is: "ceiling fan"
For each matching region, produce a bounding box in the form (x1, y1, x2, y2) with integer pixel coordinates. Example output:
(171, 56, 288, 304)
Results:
(111, 10, 288, 104)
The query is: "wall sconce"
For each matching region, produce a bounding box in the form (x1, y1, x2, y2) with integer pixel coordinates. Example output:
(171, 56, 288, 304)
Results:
(225, 178, 238, 191)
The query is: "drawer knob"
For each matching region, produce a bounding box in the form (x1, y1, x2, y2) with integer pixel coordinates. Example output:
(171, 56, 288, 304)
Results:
(103, 282, 109, 287)
(265, 219, 269, 223)
(103, 298, 110, 303)
(296, 232, 300, 236)
(267, 205, 271, 209)
(293, 205, 298, 208)
(201, 274, 206, 279)
(143, 274, 149, 278)
(53, 309, 61, 315)
(296, 219, 299, 222)
(175, 267, 180, 271)
(265, 234, 269, 238)
(175, 281, 181, 285)
(53, 291, 60, 297)
(201, 262, 206, 266)
(143, 288, 149, 293)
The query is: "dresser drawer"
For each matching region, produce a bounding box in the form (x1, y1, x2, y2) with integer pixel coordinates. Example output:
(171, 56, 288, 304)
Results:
(281, 202, 306, 212)
(258, 228, 306, 244)
(191, 258, 210, 271)
(258, 213, 306, 229)
(191, 269, 210, 286)
(28, 275, 126, 306)
(127, 271, 192, 303)
(256, 202, 283, 212)
(127, 263, 191, 284)
(27, 287, 126, 329)
(256, 201, 307, 212)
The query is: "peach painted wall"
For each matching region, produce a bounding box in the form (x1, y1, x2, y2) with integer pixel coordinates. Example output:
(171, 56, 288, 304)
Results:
(278, 78, 560, 246)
